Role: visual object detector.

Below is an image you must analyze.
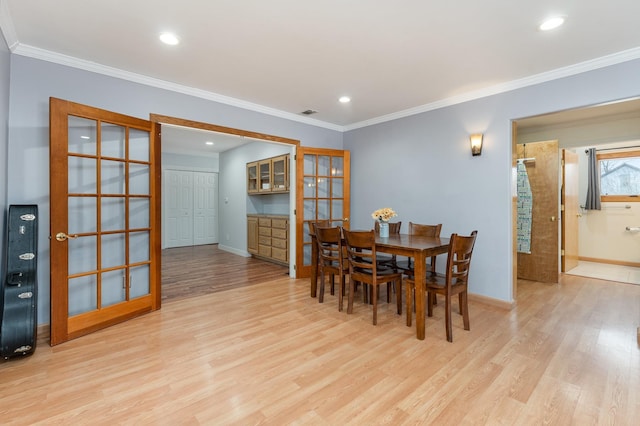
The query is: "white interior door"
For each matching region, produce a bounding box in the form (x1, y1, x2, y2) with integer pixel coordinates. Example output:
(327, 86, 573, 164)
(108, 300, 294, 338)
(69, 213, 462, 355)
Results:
(164, 169, 218, 248)
(164, 170, 194, 248)
(193, 171, 218, 245)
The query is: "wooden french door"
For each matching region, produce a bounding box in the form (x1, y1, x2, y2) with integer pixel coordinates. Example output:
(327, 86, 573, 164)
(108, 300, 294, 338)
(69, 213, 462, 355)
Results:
(296, 147, 350, 278)
(561, 149, 579, 272)
(49, 98, 161, 345)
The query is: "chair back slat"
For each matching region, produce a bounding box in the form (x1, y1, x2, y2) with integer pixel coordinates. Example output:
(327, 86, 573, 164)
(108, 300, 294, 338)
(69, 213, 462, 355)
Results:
(445, 231, 478, 287)
(408, 222, 442, 238)
(315, 226, 347, 269)
(342, 229, 378, 276)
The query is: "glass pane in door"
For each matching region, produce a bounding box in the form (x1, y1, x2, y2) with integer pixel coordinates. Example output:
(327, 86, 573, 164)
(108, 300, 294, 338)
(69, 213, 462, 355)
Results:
(130, 264, 150, 299)
(68, 275, 97, 316)
(102, 269, 126, 307)
(101, 123, 126, 159)
(68, 116, 97, 155)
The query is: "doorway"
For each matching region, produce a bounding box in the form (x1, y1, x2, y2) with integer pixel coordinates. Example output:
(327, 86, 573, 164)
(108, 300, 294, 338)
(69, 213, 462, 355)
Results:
(512, 97, 640, 300)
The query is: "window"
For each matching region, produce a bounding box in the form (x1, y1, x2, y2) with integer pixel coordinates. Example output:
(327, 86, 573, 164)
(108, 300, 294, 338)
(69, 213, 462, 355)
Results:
(598, 149, 640, 202)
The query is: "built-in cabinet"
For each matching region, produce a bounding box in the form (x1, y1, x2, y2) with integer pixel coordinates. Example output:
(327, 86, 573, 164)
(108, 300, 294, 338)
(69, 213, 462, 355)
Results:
(247, 154, 289, 194)
(247, 214, 288, 265)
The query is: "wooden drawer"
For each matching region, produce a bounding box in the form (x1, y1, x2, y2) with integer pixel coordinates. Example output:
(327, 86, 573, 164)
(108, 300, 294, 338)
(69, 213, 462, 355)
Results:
(258, 236, 271, 246)
(271, 218, 287, 229)
(258, 217, 271, 227)
(271, 247, 287, 262)
(272, 238, 287, 249)
(258, 245, 271, 257)
(258, 227, 271, 237)
(272, 228, 287, 239)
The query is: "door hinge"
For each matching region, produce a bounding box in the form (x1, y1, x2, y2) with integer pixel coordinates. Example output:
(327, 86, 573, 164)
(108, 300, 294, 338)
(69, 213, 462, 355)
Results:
(561, 204, 565, 211)
(561, 159, 565, 166)
(561, 249, 565, 256)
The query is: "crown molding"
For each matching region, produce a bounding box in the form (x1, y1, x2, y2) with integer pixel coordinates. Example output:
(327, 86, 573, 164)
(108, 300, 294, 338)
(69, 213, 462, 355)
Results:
(12, 43, 345, 132)
(7, 40, 640, 134)
(0, 0, 18, 50)
(344, 47, 640, 131)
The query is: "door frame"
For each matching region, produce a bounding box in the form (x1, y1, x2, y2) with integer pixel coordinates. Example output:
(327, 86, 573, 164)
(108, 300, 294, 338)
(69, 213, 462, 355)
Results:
(149, 114, 300, 270)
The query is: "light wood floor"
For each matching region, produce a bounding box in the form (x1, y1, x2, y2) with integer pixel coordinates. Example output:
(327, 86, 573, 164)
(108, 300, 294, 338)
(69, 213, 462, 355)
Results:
(161, 245, 289, 301)
(1, 273, 639, 424)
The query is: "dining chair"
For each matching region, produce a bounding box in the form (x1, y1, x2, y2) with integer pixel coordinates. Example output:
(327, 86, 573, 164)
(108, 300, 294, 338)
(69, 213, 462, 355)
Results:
(374, 220, 401, 301)
(405, 230, 478, 342)
(342, 229, 403, 325)
(315, 225, 349, 311)
(395, 222, 442, 277)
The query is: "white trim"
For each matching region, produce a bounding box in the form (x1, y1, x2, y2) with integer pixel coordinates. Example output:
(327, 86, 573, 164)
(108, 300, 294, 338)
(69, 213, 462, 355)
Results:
(344, 47, 640, 131)
(218, 244, 251, 258)
(8, 41, 640, 132)
(0, 1, 18, 51)
(12, 43, 344, 132)
(162, 165, 218, 173)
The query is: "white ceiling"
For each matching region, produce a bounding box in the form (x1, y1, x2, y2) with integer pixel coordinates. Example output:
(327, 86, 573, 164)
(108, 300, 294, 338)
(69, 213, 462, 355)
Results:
(2, 1, 640, 148)
(160, 125, 249, 156)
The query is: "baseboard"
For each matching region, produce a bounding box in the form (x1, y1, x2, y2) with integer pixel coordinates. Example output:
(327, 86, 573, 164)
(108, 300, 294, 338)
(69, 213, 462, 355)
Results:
(468, 293, 514, 310)
(37, 324, 50, 346)
(217, 244, 251, 257)
(579, 256, 640, 268)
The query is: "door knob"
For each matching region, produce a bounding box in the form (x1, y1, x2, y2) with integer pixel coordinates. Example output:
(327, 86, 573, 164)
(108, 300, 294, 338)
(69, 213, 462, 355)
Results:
(55, 232, 79, 242)
(343, 218, 349, 222)
(550, 216, 556, 222)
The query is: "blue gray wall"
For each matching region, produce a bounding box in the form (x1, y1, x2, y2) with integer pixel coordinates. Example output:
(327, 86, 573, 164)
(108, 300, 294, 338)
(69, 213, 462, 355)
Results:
(344, 58, 640, 303)
(4, 51, 640, 325)
(0, 32, 9, 277)
(6, 55, 342, 324)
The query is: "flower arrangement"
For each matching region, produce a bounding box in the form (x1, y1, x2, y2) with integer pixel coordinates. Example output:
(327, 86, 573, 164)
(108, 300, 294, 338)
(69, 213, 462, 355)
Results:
(371, 207, 397, 222)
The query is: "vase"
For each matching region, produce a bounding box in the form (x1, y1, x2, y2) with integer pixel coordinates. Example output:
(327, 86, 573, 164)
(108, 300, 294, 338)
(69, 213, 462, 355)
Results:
(379, 221, 389, 238)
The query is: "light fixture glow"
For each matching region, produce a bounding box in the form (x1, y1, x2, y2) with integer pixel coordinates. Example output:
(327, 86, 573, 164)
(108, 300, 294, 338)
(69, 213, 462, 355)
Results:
(80, 135, 90, 140)
(338, 96, 351, 103)
(539, 16, 565, 31)
(205, 141, 214, 146)
(470, 133, 484, 156)
(159, 32, 180, 45)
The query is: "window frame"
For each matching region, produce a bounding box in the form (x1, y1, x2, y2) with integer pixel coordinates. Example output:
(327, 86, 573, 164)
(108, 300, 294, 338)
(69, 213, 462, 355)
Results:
(598, 149, 640, 202)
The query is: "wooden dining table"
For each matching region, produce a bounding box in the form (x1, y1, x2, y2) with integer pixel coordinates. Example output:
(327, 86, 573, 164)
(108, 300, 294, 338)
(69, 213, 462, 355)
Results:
(310, 231, 450, 340)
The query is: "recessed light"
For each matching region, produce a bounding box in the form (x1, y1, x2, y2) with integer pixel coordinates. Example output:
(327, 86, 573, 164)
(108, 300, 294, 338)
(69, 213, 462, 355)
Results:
(205, 141, 214, 146)
(339, 96, 351, 103)
(159, 32, 180, 45)
(539, 16, 565, 31)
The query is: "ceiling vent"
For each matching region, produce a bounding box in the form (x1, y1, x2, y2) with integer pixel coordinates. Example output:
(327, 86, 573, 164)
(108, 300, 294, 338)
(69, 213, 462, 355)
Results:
(301, 109, 318, 115)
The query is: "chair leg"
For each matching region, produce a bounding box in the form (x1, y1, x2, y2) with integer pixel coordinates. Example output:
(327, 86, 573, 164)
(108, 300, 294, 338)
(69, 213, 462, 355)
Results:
(396, 278, 402, 315)
(330, 275, 335, 295)
(427, 291, 434, 317)
(405, 281, 413, 326)
(347, 277, 355, 314)
(460, 291, 470, 331)
(338, 275, 344, 312)
(445, 295, 453, 342)
(372, 284, 378, 325)
(386, 282, 391, 303)
(319, 272, 325, 303)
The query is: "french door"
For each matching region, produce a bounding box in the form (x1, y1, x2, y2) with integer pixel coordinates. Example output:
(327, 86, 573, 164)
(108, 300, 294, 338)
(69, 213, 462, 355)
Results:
(295, 147, 350, 278)
(49, 98, 161, 345)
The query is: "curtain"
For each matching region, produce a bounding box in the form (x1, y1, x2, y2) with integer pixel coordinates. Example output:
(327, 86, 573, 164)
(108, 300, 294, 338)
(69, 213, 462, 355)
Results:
(584, 148, 601, 210)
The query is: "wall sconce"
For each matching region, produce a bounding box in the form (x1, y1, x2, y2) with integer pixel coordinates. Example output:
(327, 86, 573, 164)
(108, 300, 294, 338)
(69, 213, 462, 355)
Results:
(470, 133, 483, 156)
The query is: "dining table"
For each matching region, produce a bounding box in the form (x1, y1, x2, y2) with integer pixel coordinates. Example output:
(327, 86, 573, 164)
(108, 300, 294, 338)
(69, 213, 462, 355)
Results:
(310, 231, 450, 340)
